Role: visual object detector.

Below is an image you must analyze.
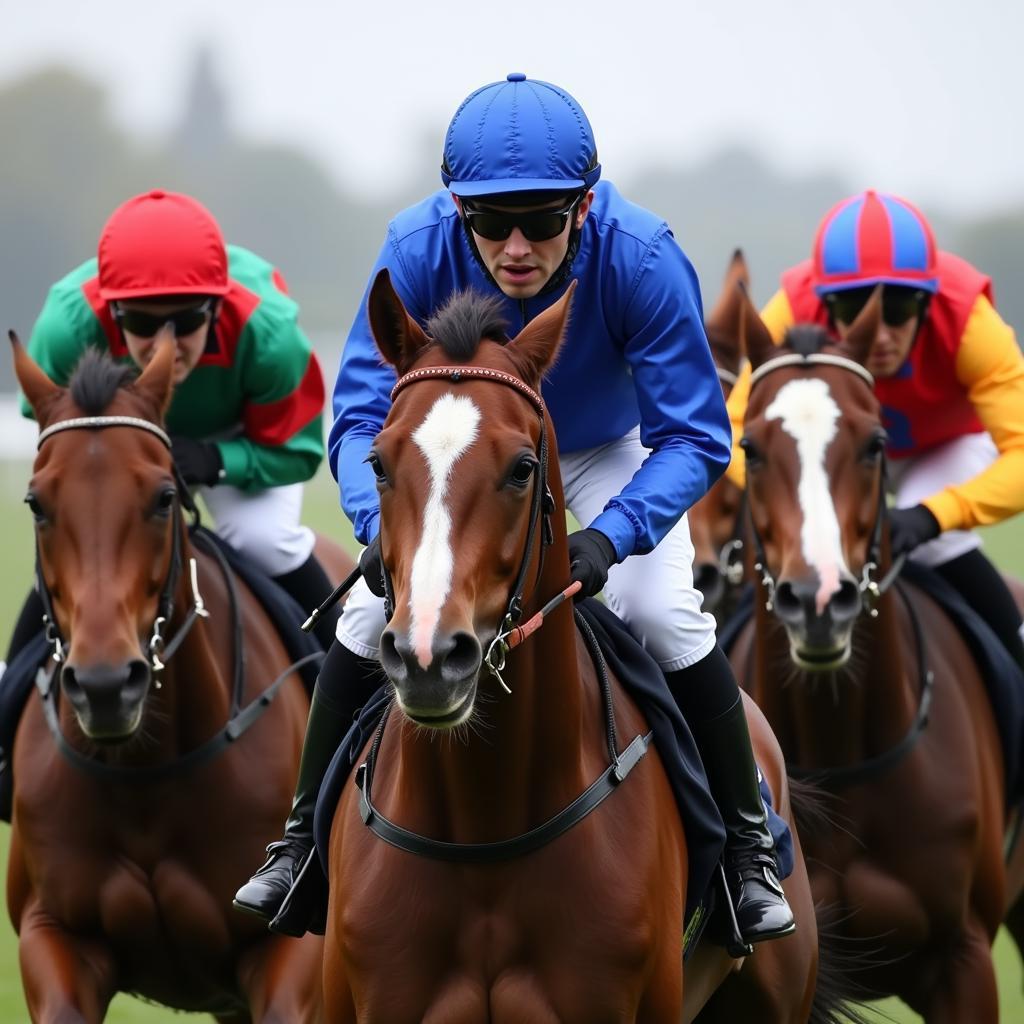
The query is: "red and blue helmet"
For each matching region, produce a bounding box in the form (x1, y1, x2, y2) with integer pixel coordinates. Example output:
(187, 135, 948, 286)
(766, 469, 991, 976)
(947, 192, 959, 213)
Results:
(441, 73, 601, 198)
(812, 189, 939, 296)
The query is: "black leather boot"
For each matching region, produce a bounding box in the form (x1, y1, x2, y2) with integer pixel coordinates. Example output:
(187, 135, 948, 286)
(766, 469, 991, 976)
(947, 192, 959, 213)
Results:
(691, 694, 795, 950)
(273, 553, 342, 651)
(233, 641, 378, 923)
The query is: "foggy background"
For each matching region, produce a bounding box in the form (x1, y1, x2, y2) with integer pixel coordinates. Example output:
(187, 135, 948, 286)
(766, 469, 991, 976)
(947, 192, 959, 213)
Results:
(2, 0, 1022, 399)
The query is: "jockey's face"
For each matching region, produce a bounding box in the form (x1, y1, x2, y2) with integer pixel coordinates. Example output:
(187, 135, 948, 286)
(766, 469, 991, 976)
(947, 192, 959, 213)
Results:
(454, 191, 593, 299)
(828, 286, 927, 378)
(115, 298, 219, 384)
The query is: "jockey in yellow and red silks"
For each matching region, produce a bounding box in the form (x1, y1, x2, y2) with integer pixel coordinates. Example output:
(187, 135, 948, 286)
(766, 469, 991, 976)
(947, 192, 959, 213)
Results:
(727, 189, 1024, 667)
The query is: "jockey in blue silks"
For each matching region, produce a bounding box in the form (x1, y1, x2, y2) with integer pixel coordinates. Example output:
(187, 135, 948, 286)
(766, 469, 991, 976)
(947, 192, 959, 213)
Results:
(235, 74, 795, 948)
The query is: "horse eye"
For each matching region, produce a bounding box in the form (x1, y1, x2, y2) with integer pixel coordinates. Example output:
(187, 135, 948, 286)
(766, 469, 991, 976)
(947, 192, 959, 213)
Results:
(739, 437, 762, 466)
(24, 493, 46, 523)
(366, 451, 388, 483)
(154, 488, 177, 516)
(509, 456, 538, 488)
(863, 433, 887, 461)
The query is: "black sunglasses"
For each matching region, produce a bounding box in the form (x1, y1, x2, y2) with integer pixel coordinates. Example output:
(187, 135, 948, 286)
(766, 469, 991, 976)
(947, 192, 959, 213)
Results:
(113, 299, 215, 338)
(461, 196, 582, 243)
(824, 286, 927, 328)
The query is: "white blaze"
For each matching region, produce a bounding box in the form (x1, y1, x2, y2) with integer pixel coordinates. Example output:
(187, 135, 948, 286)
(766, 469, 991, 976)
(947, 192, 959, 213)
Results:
(409, 393, 481, 668)
(765, 378, 850, 615)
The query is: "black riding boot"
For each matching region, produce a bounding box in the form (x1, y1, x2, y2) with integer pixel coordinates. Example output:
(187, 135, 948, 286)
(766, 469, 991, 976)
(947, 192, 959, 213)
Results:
(272, 553, 342, 651)
(666, 646, 795, 951)
(934, 548, 1024, 671)
(233, 640, 379, 923)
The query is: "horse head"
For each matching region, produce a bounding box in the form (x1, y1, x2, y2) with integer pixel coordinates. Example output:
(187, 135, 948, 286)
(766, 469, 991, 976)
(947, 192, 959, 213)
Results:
(738, 288, 886, 669)
(366, 271, 574, 727)
(12, 331, 181, 740)
(690, 251, 749, 613)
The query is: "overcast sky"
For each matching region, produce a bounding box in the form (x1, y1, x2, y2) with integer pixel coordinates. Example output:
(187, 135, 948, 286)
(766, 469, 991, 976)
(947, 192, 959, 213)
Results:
(2, 0, 1022, 217)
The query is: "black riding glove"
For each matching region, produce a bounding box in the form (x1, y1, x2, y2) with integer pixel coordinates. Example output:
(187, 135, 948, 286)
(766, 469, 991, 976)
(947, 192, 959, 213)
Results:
(360, 535, 387, 598)
(888, 504, 940, 556)
(567, 528, 618, 600)
(170, 436, 224, 487)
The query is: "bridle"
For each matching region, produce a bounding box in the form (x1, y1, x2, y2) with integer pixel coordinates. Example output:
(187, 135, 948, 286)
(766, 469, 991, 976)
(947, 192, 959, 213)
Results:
(388, 365, 556, 692)
(745, 353, 931, 789)
(33, 416, 208, 675)
(744, 353, 905, 618)
(30, 413, 322, 781)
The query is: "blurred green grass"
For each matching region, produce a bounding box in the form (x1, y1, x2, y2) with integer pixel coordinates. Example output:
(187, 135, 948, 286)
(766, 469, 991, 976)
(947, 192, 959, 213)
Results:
(0, 460, 1022, 1020)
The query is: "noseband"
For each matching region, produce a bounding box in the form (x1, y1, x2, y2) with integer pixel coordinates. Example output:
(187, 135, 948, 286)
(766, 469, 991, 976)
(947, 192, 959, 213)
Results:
(33, 415, 208, 675)
(745, 353, 903, 616)
(388, 365, 555, 690)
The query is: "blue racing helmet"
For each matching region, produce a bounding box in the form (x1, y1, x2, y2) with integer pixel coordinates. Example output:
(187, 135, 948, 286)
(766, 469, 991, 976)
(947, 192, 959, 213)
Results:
(441, 73, 601, 197)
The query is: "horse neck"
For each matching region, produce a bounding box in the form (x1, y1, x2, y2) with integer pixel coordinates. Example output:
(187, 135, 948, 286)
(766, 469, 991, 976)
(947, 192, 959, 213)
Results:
(394, 454, 593, 838)
(750, 585, 918, 770)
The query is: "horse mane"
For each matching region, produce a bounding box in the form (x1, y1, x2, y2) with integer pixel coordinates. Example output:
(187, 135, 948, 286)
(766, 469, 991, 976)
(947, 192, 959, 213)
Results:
(425, 290, 509, 360)
(69, 348, 137, 415)
(783, 324, 831, 358)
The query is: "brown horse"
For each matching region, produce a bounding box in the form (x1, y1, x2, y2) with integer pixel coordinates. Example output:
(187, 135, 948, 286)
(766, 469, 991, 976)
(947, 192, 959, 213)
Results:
(7, 334, 324, 1022)
(690, 252, 748, 621)
(729, 290, 1024, 1021)
(321, 273, 832, 1023)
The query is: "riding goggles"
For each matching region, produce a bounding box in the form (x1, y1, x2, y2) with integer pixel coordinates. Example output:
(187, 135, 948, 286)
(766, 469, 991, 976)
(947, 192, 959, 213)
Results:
(461, 195, 583, 242)
(824, 286, 928, 328)
(113, 299, 215, 338)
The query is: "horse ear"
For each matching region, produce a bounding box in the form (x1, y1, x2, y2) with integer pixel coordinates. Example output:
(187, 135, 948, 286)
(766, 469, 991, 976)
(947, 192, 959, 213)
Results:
(9, 330, 62, 424)
(132, 334, 176, 415)
(737, 282, 776, 370)
(508, 280, 577, 385)
(704, 248, 750, 340)
(839, 285, 882, 367)
(367, 268, 431, 372)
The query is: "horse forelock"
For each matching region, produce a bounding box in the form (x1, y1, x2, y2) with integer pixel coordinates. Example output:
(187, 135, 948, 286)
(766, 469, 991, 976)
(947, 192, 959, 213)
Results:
(68, 348, 137, 416)
(783, 324, 831, 359)
(425, 290, 509, 361)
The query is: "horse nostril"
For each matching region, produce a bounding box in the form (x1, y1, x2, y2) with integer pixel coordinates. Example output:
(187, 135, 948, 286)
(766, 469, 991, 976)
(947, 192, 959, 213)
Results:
(694, 564, 725, 611)
(61, 664, 82, 703)
(379, 629, 408, 683)
(439, 631, 481, 683)
(774, 581, 804, 624)
(124, 660, 151, 703)
(829, 579, 861, 623)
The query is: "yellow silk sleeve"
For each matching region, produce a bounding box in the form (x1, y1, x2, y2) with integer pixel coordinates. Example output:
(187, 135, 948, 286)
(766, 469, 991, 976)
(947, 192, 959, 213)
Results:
(724, 289, 793, 488)
(922, 295, 1024, 531)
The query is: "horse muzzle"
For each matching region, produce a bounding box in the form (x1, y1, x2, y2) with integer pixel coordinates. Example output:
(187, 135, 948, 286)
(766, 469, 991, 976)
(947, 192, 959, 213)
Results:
(61, 659, 152, 740)
(772, 575, 861, 672)
(379, 627, 482, 728)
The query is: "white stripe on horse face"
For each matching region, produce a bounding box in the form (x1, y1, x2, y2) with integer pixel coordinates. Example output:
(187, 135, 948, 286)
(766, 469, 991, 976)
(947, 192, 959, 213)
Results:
(765, 378, 850, 615)
(409, 393, 481, 669)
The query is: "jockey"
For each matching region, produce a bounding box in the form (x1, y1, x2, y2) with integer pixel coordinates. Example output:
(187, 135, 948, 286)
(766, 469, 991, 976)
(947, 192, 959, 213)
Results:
(235, 73, 796, 948)
(5, 190, 341, 662)
(725, 189, 1024, 668)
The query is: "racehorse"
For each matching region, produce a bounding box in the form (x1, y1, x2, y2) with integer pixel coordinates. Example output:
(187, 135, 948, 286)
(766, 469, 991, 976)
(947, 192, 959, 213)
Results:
(728, 289, 1024, 1021)
(7, 332, 324, 1022)
(689, 252, 748, 622)
(322, 271, 837, 1023)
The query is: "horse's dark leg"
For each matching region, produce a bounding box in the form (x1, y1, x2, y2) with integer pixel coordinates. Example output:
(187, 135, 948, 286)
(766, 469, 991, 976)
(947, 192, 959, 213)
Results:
(919, 918, 998, 1023)
(17, 904, 115, 1023)
(236, 933, 323, 1023)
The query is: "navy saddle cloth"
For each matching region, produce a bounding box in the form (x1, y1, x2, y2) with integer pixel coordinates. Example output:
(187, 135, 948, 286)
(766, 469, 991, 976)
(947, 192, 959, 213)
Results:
(313, 598, 794, 920)
(718, 565, 1024, 805)
(0, 528, 323, 776)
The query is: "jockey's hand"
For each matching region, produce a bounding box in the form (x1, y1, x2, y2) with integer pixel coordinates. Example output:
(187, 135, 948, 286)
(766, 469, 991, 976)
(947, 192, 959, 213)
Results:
(359, 535, 387, 598)
(171, 436, 224, 487)
(567, 528, 618, 600)
(888, 504, 940, 556)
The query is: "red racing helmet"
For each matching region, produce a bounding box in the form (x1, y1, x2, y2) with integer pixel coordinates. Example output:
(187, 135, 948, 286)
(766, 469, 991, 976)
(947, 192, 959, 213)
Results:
(812, 189, 939, 295)
(97, 189, 230, 300)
